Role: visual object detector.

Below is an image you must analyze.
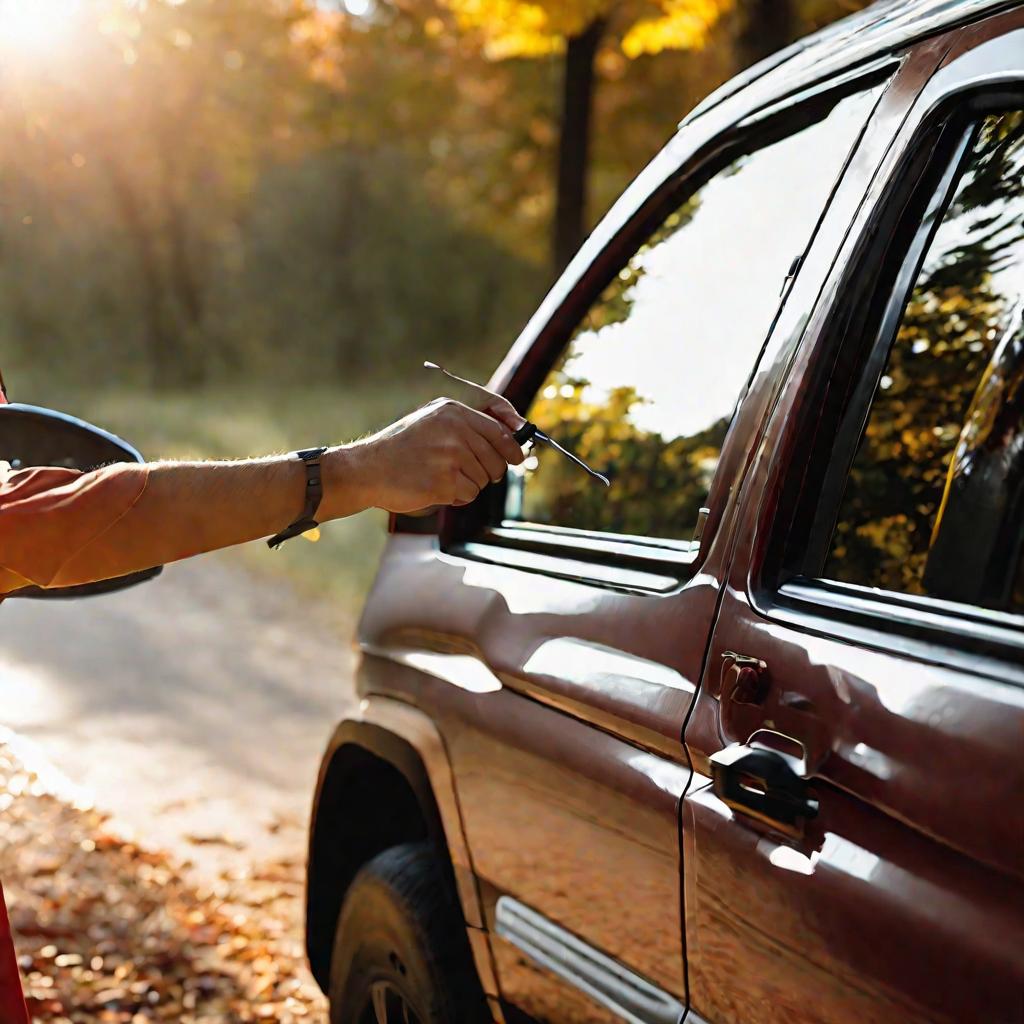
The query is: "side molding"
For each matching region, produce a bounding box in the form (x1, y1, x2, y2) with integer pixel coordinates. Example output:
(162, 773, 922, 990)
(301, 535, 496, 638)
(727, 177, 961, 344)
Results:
(496, 897, 685, 1024)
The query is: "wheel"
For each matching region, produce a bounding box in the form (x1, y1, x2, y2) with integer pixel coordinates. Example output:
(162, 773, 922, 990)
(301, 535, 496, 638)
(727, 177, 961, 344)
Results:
(328, 841, 491, 1024)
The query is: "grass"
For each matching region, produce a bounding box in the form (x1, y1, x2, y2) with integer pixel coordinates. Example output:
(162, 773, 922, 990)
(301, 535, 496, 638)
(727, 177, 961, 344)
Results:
(22, 378, 441, 615)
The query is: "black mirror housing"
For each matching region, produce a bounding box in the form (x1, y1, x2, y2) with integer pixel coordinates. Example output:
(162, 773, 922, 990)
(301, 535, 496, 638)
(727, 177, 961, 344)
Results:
(0, 403, 162, 599)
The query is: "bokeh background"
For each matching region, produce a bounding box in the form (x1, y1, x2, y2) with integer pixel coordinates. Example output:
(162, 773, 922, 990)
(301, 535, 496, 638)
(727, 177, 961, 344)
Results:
(0, 2, 876, 1020)
(1, 0, 871, 610)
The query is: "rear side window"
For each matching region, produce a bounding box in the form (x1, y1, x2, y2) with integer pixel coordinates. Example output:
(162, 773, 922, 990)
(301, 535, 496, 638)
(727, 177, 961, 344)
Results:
(825, 111, 1024, 613)
(506, 86, 883, 543)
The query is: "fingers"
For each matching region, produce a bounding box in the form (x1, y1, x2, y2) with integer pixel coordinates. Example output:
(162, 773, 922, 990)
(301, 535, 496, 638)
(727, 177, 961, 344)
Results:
(458, 404, 526, 467)
(463, 429, 508, 484)
(455, 438, 491, 492)
(482, 395, 527, 433)
(452, 470, 481, 506)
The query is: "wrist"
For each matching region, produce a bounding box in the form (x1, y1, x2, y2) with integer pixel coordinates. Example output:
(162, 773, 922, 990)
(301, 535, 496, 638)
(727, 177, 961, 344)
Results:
(318, 443, 375, 521)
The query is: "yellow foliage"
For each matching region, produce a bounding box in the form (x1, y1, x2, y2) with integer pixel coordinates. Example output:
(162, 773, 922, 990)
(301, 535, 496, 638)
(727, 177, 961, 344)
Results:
(443, 0, 730, 60)
(622, 0, 733, 58)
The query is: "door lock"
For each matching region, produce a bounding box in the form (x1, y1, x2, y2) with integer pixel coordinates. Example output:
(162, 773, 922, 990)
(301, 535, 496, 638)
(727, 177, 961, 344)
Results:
(716, 651, 769, 705)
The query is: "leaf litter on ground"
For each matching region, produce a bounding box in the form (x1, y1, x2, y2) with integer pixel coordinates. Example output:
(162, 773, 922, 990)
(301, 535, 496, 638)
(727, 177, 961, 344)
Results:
(0, 742, 327, 1023)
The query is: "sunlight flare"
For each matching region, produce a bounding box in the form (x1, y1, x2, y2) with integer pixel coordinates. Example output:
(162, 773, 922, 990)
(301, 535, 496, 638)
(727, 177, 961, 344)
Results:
(0, 0, 81, 54)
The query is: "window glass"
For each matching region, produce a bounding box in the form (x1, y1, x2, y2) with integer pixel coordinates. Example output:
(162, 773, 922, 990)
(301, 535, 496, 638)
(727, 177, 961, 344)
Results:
(506, 87, 882, 542)
(825, 111, 1024, 612)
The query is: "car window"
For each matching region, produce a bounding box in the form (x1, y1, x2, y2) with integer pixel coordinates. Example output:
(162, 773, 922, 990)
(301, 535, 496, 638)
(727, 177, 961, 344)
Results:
(505, 85, 884, 544)
(825, 111, 1024, 613)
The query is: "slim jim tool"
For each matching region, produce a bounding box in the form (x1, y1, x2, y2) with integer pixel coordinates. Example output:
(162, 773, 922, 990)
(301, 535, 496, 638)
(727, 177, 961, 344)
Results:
(424, 361, 610, 486)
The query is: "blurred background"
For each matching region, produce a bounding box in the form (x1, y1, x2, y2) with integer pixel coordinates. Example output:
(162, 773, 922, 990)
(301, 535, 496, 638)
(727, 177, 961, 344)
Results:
(0, 0, 872, 608)
(0, 2, 874, 1019)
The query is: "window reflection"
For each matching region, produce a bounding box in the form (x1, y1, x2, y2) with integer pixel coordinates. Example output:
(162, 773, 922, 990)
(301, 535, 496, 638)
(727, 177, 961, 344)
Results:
(509, 87, 882, 541)
(826, 111, 1024, 612)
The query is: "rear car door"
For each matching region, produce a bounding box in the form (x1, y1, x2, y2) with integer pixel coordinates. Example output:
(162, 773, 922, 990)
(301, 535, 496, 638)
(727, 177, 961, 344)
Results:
(683, 12, 1024, 1024)
(361, 66, 904, 1024)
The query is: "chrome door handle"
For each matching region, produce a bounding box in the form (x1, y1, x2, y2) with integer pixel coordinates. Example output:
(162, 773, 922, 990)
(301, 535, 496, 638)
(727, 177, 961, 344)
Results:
(710, 743, 818, 835)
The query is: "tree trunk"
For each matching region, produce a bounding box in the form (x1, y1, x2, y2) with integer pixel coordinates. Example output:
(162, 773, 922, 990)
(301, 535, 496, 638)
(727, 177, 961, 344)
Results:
(736, 0, 795, 71)
(333, 152, 366, 377)
(102, 158, 181, 388)
(553, 17, 605, 276)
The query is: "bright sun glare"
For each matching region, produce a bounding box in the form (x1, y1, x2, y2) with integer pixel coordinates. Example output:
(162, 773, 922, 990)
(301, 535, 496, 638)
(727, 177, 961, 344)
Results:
(0, 0, 80, 54)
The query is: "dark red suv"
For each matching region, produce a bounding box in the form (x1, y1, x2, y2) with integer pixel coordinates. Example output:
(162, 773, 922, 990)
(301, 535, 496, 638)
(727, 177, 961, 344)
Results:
(306, 3, 1024, 1022)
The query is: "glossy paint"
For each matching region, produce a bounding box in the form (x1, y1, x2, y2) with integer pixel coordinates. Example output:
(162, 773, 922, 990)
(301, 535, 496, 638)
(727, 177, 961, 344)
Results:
(358, 533, 716, 1018)
(328, 5, 1024, 1024)
(684, 9, 1024, 1024)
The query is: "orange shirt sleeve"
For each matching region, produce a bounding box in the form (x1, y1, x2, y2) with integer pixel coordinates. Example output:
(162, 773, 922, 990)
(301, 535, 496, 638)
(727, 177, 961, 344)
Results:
(0, 461, 149, 595)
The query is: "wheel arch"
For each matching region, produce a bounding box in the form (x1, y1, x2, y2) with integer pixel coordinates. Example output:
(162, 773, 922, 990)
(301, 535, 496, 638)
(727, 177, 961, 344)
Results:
(305, 697, 496, 1003)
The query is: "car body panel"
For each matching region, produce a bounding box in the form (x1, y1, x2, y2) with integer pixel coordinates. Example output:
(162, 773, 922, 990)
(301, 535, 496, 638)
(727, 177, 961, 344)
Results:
(357, 531, 720, 1015)
(682, 8, 1024, 1024)
(312, 4, 1024, 1023)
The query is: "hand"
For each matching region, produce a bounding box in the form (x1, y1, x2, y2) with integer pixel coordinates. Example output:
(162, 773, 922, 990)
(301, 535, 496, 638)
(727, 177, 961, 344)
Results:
(338, 397, 527, 514)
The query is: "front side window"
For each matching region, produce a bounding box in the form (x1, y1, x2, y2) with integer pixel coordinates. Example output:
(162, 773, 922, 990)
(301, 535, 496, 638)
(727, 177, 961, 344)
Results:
(506, 86, 883, 543)
(825, 111, 1024, 613)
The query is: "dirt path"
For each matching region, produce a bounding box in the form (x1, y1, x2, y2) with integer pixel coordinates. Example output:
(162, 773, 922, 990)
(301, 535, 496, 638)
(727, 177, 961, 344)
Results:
(0, 554, 359, 878)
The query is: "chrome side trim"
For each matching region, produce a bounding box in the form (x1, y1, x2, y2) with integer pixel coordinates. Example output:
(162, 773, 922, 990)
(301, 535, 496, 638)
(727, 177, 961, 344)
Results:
(495, 896, 684, 1024)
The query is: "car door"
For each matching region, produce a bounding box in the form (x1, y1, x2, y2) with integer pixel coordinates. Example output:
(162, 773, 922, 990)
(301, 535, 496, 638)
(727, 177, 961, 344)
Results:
(362, 62, 905, 1024)
(683, 12, 1024, 1024)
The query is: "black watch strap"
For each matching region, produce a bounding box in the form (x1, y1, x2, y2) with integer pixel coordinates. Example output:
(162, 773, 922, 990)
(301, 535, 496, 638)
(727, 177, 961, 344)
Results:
(267, 446, 330, 549)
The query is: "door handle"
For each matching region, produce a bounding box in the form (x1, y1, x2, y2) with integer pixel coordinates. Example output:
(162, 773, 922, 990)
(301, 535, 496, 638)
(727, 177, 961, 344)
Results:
(710, 743, 819, 835)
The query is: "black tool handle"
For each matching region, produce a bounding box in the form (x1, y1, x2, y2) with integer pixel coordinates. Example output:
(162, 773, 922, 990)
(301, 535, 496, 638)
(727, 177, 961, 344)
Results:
(514, 422, 538, 445)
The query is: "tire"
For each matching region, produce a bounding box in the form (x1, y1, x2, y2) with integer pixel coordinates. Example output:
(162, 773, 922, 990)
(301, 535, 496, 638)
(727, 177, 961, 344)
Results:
(328, 841, 491, 1024)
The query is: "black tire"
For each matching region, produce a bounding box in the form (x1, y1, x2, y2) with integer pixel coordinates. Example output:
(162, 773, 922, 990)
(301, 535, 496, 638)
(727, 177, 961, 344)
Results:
(328, 841, 491, 1024)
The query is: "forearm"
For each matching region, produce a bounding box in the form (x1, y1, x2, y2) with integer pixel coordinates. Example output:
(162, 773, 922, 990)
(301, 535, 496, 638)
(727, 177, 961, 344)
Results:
(1, 395, 525, 594)
(50, 446, 368, 587)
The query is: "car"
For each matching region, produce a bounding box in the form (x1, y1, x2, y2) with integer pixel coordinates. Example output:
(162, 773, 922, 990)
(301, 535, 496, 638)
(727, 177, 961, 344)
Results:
(304, 2, 1024, 1022)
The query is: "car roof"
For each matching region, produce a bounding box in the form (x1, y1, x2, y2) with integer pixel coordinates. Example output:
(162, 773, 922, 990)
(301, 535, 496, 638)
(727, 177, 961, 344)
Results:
(681, 0, 1023, 128)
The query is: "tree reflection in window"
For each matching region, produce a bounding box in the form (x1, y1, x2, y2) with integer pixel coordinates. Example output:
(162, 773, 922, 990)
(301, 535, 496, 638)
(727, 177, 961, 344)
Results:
(826, 111, 1024, 611)
(507, 86, 885, 542)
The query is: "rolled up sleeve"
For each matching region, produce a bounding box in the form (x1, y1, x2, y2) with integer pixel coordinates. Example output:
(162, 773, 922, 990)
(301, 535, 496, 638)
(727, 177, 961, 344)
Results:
(0, 461, 149, 596)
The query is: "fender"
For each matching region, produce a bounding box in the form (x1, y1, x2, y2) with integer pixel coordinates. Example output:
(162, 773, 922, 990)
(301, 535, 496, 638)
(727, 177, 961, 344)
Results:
(306, 696, 501, 1014)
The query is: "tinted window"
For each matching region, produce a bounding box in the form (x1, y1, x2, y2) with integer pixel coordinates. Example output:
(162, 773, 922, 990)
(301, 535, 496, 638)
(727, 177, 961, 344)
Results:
(825, 111, 1024, 613)
(506, 87, 882, 542)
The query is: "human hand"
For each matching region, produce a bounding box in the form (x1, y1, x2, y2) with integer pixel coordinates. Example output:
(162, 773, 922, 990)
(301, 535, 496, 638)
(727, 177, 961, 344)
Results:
(338, 397, 527, 514)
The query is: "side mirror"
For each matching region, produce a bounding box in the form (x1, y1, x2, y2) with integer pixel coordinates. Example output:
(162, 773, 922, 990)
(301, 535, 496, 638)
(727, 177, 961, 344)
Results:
(0, 403, 162, 599)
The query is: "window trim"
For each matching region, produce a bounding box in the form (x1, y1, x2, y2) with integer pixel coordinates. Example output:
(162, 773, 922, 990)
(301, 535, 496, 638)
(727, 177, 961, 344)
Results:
(755, 86, 1024, 667)
(770, 577, 1024, 685)
(797, 118, 979, 575)
(443, 62, 897, 594)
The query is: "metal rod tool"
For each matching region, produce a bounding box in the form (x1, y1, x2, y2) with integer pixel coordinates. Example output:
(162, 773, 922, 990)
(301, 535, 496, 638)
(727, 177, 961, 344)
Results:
(423, 361, 610, 486)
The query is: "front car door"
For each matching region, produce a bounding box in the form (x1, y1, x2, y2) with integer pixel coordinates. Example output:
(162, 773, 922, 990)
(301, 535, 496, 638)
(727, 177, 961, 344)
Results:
(363, 56, 905, 1024)
(684, 9, 1024, 1024)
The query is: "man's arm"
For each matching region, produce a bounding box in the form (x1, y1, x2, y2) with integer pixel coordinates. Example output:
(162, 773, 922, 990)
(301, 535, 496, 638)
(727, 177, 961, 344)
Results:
(4, 397, 525, 591)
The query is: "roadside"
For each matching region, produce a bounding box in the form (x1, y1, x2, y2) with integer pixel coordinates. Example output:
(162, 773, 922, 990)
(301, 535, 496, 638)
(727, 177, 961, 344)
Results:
(0, 553, 360, 876)
(1, 735, 326, 1022)
(0, 381, 407, 1020)
(0, 553, 369, 1021)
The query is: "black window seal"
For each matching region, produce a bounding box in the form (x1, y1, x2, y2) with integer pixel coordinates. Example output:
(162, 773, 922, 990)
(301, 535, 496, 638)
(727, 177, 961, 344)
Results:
(442, 61, 898, 595)
(769, 577, 1024, 688)
(757, 86, 1024, 667)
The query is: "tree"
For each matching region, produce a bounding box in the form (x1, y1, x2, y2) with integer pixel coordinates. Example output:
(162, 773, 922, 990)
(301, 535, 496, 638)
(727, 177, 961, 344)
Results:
(442, 0, 733, 272)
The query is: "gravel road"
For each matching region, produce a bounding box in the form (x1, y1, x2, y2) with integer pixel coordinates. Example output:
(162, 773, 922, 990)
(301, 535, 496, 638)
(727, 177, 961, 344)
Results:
(0, 554, 359, 876)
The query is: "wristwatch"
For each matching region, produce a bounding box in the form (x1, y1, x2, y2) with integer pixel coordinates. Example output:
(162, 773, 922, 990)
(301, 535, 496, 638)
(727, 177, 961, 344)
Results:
(267, 446, 330, 549)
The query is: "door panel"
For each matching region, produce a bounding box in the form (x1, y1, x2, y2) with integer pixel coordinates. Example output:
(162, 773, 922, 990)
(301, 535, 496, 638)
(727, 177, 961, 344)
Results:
(685, 594, 1024, 1024)
(360, 538, 712, 1017)
(684, 13, 1024, 1024)
(684, 766, 1024, 1024)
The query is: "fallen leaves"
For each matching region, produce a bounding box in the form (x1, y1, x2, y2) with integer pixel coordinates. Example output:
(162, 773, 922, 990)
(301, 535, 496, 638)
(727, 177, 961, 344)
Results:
(0, 744, 327, 1023)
